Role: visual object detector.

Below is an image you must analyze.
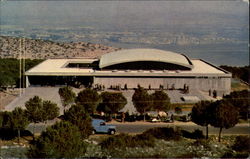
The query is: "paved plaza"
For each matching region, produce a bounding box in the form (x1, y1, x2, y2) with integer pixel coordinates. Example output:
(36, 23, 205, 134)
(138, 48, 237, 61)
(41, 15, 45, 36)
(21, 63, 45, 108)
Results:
(5, 86, 219, 115)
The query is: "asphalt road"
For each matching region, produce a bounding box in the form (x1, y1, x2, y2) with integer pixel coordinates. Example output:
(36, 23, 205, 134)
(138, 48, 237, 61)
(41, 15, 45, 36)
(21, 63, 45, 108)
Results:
(27, 121, 250, 135)
(112, 122, 250, 135)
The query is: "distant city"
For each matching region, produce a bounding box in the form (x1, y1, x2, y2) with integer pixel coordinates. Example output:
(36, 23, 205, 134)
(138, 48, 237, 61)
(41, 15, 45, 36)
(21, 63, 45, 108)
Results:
(1, 25, 246, 45)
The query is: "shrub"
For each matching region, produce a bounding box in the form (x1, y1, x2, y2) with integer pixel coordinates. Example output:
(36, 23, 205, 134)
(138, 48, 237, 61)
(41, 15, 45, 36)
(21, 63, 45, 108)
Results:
(181, 129, 205, 139)
(191, 139, 210, 148)
(232, 136, 250, 152)
(0, 128, 32, 140)
(177, 152, 199, 158)
(133, 133, 155, 147)
(27, 121, 87, 158)
(100, 133, 155, 149)
(142, 127, 181, 141)
(222, 150, 249, 158)
(233, 152, 250, 158)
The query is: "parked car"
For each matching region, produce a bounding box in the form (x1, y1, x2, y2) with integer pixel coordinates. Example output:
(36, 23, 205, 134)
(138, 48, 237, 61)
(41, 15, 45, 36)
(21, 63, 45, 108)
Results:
(151, 118, 161, 122)
(91, 119, 116, 135)
(161, 117, 174, 123)
(179, 114, 191, 122)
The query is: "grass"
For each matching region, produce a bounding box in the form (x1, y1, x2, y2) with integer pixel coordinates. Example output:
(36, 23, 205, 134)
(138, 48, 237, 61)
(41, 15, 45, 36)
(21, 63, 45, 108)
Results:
(231, 81, 249, 92)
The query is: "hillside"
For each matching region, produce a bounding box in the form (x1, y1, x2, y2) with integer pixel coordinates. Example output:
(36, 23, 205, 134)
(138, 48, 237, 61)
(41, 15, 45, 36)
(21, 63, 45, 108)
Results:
(0, 36, 120, 59)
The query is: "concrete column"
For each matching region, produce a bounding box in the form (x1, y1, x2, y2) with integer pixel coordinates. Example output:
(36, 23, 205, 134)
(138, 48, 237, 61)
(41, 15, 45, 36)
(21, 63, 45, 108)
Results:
(26, 76, 30, 88)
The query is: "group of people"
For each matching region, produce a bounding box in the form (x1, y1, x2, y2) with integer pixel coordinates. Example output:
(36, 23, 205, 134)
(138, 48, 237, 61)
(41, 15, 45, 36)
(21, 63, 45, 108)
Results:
(93, 84, 105, 91)
(209, 89, 217, 98)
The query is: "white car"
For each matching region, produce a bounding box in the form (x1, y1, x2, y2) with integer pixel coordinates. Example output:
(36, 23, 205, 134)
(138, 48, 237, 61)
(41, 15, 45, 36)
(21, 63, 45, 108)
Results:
(151, 118, 161, 122)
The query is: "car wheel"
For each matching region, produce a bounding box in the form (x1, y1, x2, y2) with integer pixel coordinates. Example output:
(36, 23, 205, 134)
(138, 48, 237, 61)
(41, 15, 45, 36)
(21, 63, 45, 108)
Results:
(92, 130, 96, 135)
(109, 130, 115, 135)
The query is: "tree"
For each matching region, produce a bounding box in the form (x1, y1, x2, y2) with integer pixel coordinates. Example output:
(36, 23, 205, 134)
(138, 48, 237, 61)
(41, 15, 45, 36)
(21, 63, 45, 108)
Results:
(25, 96, 59, 140)
(27, 121, 87, 158)
(98, 92, 127, 119)
(42, 100, 60, 123)
(0, 111, 11, 128)
(58, 86, 76, 114)
(223, 90, 250, 120)
(210, 100, 239, 142)
(220, 65, 250, 83)
(151, 90, 171, 112)
(76, 88, 101, 114)
(0, 73, 15, 88)
(0, 58, 43, 88)
(9, 107, 29, 143)
(191, 100, 213, 139)
(64, 104, 92, 139)
(25, 96, 44, 139)
(132, 87, 152, 121)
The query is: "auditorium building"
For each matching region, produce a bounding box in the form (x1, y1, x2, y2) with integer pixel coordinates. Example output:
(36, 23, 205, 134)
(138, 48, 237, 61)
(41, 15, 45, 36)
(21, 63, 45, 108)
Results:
(25, 49, 231, 95)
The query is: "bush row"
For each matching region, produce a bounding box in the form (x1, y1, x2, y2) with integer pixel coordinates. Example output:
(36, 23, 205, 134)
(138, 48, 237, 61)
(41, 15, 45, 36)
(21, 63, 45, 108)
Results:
(100, 127, 206, 150)
(100, 133, 155, 149)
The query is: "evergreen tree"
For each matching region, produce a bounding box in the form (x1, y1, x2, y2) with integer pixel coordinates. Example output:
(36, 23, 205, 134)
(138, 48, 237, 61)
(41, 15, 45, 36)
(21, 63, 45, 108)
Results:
(25, 96, 44, 139)
(9, 107, 29, 143)
(151, 90, 171, 112)
(0, 58, 43, 88)
(76, 88, 101, 114)
(42, 100, 60, 123)
(0, 73, 15, 88)
(98, 92, 127, 119)
(27, 121, 87, 158)
(223, 90, 250, 120)
(25, 96, 59, 140)
(191, 100, 213, 139)
(132, 87, 152, 121)
(58, 86, 76, 114)
(25, 96, 44, 123)
(0, 111, 11, 128)
(210, 100, 239, 142)
(64, 104, 92, 139)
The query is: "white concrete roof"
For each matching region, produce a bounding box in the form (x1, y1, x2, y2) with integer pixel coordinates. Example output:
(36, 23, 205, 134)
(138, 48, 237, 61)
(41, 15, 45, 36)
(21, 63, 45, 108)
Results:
(26, 59, 97, 75)
(25, 58, 230, 77)
(99, 49, 193, 69)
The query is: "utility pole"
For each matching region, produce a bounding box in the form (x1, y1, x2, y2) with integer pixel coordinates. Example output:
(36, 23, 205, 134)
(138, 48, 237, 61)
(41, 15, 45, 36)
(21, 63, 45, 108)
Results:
(19, 38, 22, 97)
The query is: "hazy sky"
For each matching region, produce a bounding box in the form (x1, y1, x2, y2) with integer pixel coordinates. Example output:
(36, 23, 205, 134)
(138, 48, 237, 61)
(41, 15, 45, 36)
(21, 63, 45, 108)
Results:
(1, 1, 248, 30)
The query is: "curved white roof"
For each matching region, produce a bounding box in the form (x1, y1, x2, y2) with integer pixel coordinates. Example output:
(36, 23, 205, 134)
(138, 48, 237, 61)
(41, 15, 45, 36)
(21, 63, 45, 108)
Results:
(99, 49, 193, 69)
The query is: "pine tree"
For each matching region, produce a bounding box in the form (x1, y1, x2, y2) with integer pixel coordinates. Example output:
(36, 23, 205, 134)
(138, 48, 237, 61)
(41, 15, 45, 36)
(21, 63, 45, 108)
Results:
(59, 86, 76, 114)
(151, 90, 171, 112)
(98, 92, 127, 119)
(27, 121, 87, 158)
(9, 107, 29, 143)
(191, 100, 213, 139)
(210, 100, 239, 142)
(64, 104, 92, 139)
(132, 87, 152, 121)
(76, 88, 101, 114)
(25, 96, 44, 140)
(42, 100, 60, 123)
